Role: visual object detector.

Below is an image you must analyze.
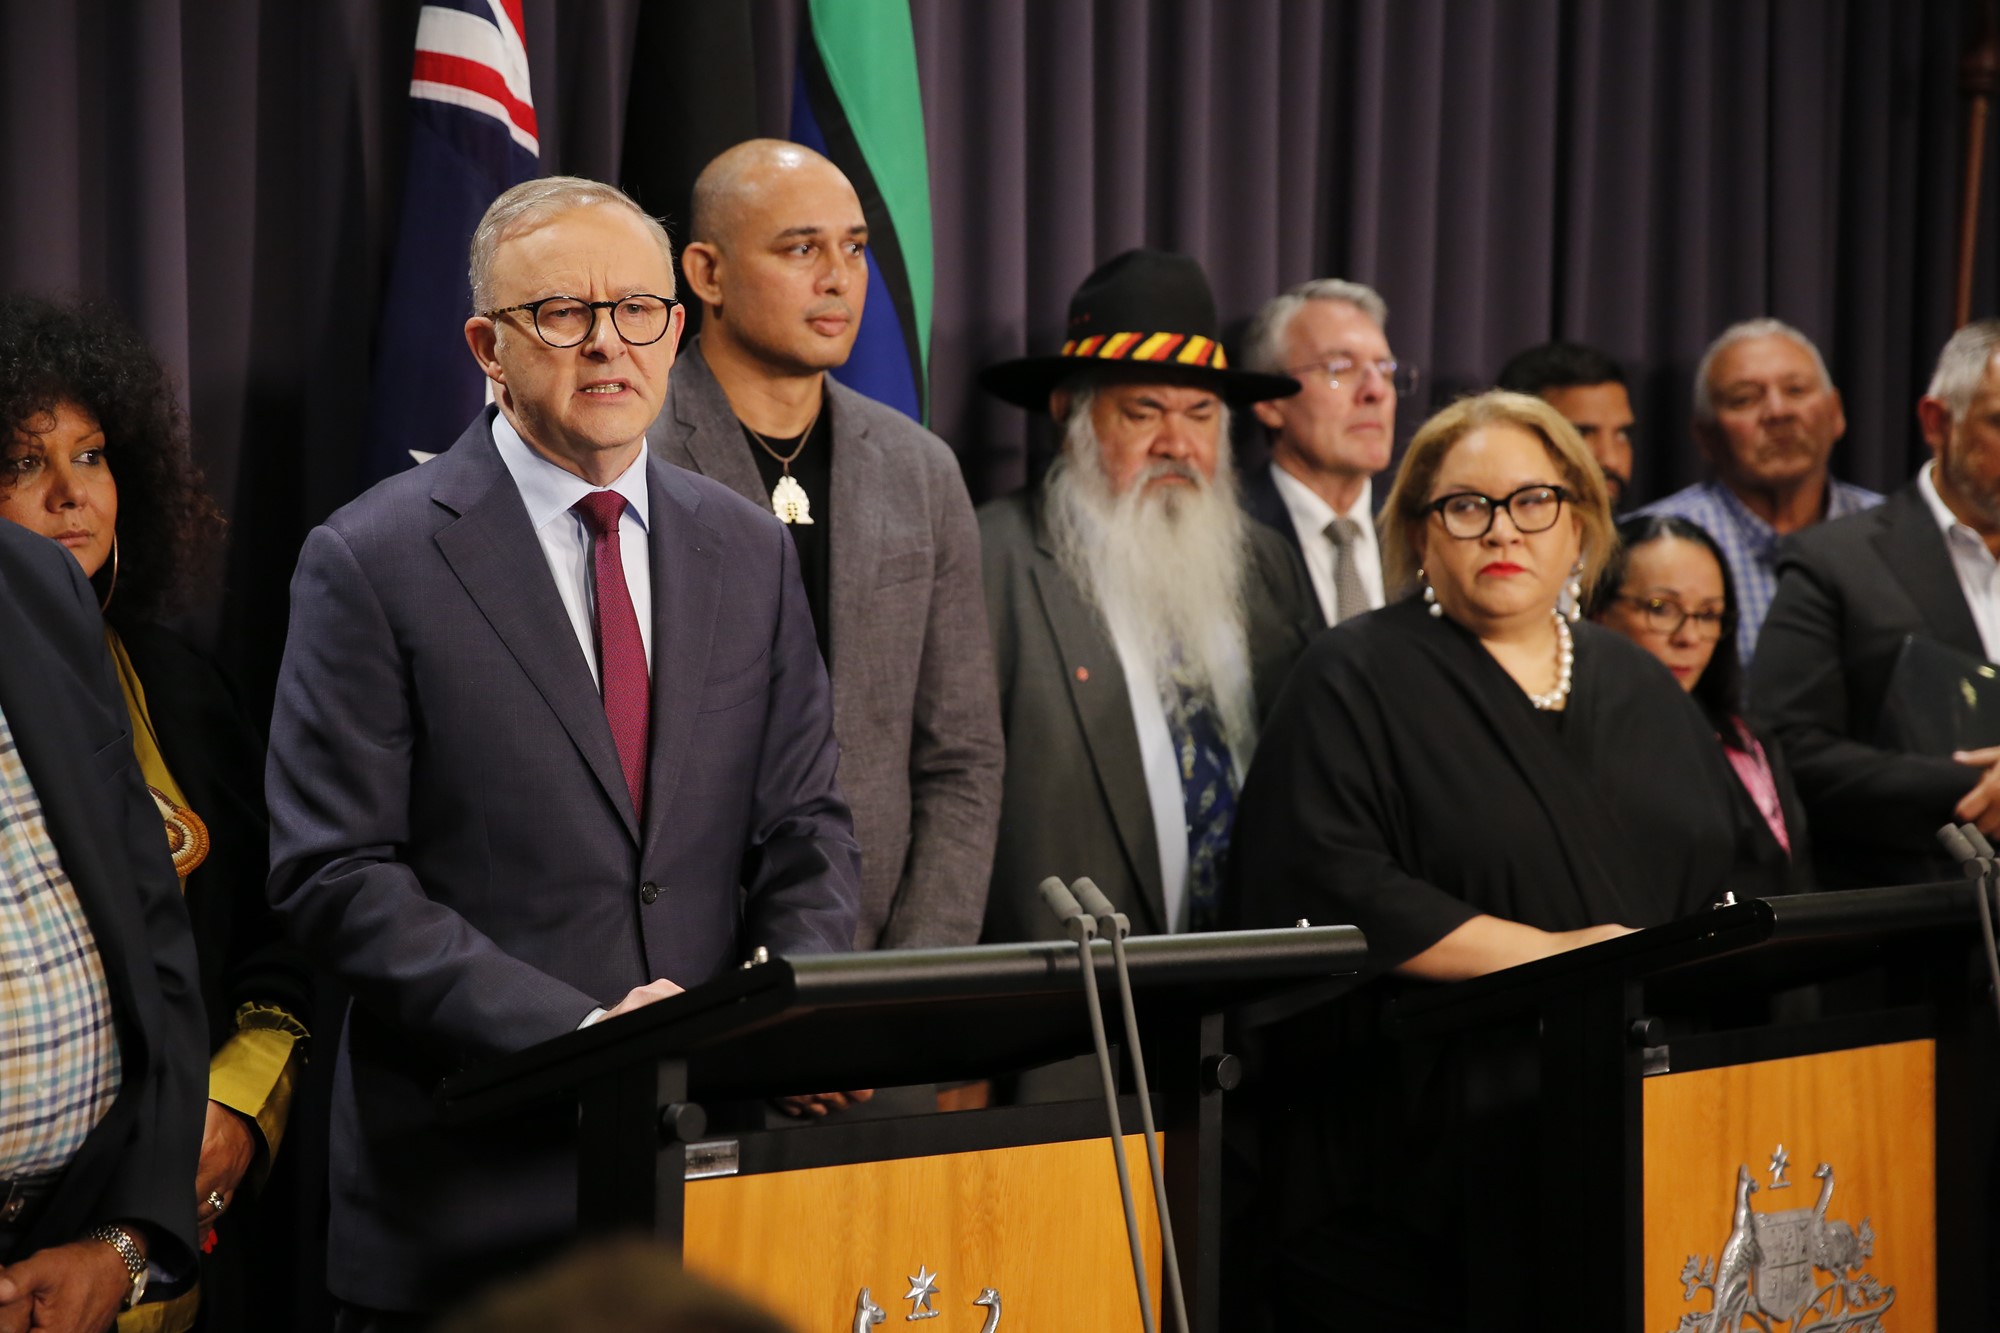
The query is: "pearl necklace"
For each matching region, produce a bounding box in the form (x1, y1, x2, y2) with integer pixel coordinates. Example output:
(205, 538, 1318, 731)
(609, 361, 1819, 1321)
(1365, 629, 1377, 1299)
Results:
(1526, 611, 1575, 711)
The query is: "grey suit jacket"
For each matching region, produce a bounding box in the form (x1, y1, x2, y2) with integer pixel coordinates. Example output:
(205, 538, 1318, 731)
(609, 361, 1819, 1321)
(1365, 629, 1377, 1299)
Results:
(650, 342, 1002, 949)
(978, 489, 1319, 941)
(266, 409, 859, 1311)
(1752, 481, 1985, 887)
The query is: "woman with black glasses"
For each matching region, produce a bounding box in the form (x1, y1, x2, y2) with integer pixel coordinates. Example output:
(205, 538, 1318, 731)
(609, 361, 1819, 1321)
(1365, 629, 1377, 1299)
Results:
(1225, 392, 1750, 1331)
(1588, 513, 1811, 896)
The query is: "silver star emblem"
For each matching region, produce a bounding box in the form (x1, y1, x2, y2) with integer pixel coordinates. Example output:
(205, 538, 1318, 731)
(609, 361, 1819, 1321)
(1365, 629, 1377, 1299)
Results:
(904, 1265, 941, 1320)
(1767, 1143, 1792, 1189)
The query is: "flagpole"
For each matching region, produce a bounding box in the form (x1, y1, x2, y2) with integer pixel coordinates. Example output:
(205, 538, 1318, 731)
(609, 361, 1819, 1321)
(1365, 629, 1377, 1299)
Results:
(1956, 0, 1999, 330)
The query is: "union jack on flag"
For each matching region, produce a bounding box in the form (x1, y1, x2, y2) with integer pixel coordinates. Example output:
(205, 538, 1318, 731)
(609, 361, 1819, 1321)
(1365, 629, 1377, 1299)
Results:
(361, 0, 541, 485)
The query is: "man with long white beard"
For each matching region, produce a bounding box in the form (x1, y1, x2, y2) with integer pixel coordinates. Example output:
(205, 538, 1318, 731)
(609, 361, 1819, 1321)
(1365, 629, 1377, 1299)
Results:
(977, 249, 1319, 944)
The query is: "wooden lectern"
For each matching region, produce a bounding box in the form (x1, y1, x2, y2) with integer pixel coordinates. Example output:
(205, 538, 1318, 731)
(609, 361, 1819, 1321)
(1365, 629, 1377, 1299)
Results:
(1390, 881, 1999, 1332)
(441, 926, 1366, 1332)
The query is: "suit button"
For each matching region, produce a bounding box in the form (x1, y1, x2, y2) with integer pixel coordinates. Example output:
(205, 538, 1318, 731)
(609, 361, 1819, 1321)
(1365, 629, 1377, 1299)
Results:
(640, 882, 660, 905)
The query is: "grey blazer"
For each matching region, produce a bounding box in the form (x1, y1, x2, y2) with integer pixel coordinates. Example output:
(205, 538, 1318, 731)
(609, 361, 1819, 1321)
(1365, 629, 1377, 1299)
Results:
(978, 489, 1320, 941)
(266, 410, 859, 1311)
(650, 342, 1003, 949)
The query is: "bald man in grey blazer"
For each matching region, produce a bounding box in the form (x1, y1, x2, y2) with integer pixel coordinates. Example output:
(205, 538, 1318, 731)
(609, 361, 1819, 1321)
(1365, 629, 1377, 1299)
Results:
(649, 140, 1001, 951)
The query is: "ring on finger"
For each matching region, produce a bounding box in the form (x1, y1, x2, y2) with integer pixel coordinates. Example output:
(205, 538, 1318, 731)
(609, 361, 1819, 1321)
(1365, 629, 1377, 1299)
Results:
(205, 1189, 227, 1214)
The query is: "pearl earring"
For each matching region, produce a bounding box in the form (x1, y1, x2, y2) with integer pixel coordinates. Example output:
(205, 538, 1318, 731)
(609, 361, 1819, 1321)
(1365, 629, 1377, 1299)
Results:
(1421, 568, 1442, 618)
(1566, 565, 1583, 624)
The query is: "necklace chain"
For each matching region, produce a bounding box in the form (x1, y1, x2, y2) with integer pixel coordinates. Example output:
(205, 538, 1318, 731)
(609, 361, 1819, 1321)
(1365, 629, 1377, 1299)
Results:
(742, 397, 823, 471)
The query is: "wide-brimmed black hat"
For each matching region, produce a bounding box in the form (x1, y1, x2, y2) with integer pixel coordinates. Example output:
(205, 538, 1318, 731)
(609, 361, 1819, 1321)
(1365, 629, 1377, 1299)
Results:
(979, 248, 1301, 410)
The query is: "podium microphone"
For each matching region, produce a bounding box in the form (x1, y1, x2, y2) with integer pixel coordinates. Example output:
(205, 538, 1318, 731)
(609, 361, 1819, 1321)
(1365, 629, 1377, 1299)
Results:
(1039, 878, 1157, 1333)
(1938, 825, 2000, 1030)
(1071, 878, 1188, 1333)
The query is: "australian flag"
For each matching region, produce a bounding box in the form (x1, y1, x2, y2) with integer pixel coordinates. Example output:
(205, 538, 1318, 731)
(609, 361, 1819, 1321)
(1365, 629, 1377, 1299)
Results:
(360, 0, 539, 486)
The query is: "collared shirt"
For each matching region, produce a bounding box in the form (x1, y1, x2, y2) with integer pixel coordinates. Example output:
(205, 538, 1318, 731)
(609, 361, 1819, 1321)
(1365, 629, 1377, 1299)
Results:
(0, 701, 122, 1178)
(1638, 476, 1883, 665)
(1104, 627, 1251, 934)
(1917, 461, 2000, 662)
(491, 411, 654, 685)
(1268, 465, 1384, 623)
(1108, 633, 1191, 933)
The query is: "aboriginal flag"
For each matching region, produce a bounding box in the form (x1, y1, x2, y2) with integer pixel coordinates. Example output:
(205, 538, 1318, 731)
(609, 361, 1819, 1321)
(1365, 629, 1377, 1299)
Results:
(360, 0, 540, 485)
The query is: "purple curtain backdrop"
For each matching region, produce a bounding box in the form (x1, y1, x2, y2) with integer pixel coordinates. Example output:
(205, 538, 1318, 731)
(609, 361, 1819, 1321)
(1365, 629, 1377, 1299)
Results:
(4, 0, 1995, 692)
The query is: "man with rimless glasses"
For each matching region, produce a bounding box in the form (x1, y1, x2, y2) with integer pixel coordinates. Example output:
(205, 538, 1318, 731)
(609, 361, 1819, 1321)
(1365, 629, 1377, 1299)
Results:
(264, 177, 860, 1328)
(1239, 278, 1415, 627)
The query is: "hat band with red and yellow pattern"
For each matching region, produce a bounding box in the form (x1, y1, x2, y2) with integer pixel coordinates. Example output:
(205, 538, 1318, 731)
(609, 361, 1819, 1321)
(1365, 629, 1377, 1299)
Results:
(1058, 332, 1228, 368)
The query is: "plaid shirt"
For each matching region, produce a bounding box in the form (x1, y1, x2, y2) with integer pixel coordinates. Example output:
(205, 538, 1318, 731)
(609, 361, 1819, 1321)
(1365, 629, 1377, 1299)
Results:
(0, 701, 122, 1178)
(1636, 477, 1883, 666)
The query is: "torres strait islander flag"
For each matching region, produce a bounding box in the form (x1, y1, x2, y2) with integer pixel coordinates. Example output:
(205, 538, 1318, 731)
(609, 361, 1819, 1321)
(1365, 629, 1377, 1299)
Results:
(790, 0, 935, 423)
(361, 0, 540, 485)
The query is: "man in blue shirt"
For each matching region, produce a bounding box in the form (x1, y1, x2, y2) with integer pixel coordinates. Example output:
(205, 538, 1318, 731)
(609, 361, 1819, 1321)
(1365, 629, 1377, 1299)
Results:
(1639, 318, 1881, 666)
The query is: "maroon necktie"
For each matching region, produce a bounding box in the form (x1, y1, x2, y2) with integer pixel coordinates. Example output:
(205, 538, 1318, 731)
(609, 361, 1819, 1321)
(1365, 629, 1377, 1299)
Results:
(571, 492, 649, 817)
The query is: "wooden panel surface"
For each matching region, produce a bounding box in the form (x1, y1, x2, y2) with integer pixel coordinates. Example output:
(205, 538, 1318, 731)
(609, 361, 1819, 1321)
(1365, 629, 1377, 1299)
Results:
(1643, 1040, 1933, 1332)
(684, 1134, 1164, 1330)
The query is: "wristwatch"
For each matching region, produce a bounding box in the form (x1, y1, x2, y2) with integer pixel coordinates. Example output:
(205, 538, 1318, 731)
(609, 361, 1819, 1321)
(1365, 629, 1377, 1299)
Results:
(87, 1225, 148, 1308)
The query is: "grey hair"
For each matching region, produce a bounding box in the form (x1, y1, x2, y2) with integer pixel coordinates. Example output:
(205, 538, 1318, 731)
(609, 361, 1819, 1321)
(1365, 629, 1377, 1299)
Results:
(1926, 319, 2000, 419)
(1241, 278, 1390, 376)
(1691, 317, 1834, 424)
(468, 176, 676, 310)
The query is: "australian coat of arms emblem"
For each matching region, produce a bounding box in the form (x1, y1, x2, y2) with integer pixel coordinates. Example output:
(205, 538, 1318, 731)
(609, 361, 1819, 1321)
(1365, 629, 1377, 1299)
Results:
(1669, 1151, 1896, 1331)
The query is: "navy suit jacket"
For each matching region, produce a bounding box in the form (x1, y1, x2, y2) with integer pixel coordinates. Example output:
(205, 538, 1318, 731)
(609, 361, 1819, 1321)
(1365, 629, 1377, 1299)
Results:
(266, 410, 859, 1310)
(0, 522, 204, 1271)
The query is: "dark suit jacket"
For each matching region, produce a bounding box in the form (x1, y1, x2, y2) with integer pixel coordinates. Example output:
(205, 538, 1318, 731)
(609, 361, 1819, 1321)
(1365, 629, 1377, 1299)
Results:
(0, 522, 204, 1271)
(979, 489, 1320, 941)
(1751, 482, 1984, 887)
(266, 410, 859, 1311)
(650, 344, 1003, 948)
(119, 623, 315, 1057)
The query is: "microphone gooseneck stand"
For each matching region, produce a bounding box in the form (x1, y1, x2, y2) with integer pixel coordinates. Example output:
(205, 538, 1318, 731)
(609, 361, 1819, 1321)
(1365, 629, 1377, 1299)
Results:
(1037, 877, 1158, 1333)
(1070, 877, 1189, 1333)
(1936, 823, 2000, 1032)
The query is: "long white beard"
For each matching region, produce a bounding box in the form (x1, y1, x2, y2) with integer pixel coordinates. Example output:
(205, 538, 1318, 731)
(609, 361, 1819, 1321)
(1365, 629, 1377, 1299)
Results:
(1045, 410, 1259, 762)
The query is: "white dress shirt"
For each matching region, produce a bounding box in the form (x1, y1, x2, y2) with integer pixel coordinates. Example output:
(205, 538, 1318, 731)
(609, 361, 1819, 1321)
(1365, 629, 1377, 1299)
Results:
(1107, 632, 1191, 933)
(1917, 460, 2000, 662)
(491, 411, 654, 684)
(1269, 464, 1384, 623)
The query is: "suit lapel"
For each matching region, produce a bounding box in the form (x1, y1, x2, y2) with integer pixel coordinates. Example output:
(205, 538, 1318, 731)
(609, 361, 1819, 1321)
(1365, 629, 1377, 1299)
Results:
(1029, 527, 1168, 931)
(825, 383, 880, 692)
(654, 342, 769, 506)
(431, 418, 638, 842)
(0, 588, 151, 1032)
(1874, 485, 1986, 658)
(639, 459, 723, 867)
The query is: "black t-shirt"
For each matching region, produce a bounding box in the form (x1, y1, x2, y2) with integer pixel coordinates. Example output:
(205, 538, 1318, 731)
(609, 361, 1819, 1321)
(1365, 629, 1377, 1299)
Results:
(743, 400, 834, 668)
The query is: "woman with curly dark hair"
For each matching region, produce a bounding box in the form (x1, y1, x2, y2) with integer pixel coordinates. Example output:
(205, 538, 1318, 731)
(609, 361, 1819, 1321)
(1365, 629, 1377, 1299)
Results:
(0, 293, 312, 1333)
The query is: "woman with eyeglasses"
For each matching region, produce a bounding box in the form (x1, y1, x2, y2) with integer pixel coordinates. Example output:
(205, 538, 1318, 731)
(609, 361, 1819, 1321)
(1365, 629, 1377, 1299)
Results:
(1225, 392, 1749, 1330)
(1587, 513, 1810, 895)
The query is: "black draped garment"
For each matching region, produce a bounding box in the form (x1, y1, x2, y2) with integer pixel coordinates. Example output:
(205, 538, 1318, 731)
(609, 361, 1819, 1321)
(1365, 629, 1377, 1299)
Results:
(1224, 597, 1751, 1330)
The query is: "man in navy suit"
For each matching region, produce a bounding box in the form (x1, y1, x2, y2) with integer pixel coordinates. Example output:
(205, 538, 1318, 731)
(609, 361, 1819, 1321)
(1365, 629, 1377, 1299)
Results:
(265, 177, 861, 1328)
(1236, 278, 1407, 627)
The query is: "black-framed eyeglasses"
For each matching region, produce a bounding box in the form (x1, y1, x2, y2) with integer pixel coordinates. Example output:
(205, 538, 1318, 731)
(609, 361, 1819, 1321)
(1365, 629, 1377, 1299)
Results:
(1422, 484, 1571, 539)
(1613, 594, 1727, 641)
(479, 294, 679, 348)
(1288, 355, 1419, 397)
